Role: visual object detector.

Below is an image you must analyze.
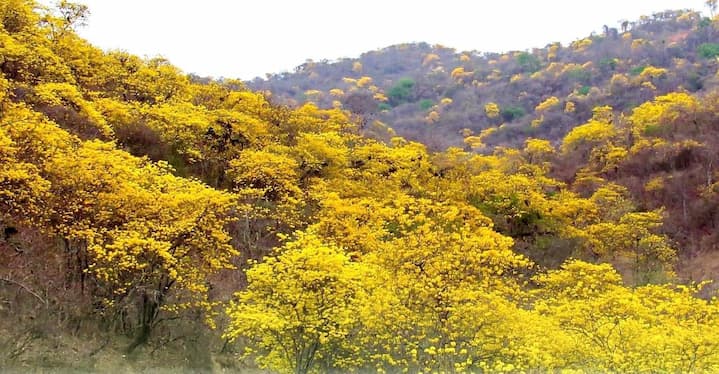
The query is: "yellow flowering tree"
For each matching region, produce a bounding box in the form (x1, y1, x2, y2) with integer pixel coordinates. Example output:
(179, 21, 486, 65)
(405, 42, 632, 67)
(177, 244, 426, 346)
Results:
(224, 232, 375, 374)
(534, 260, 719, 372)
(484, 102, 500, 119)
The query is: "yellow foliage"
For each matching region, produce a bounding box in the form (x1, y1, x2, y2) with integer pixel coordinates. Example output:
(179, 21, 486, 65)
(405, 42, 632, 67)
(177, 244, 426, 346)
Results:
(535, 96, 560, 112)
(610, 73, 630, 94)
(561, 120, 616, 153)
(0, 123, 50, 223)
(303, 89, 322, 100)
(450, 66, 472, 82)
(591, 105, 614, 123)
(373, 92, 388, 102)
(547, 42, 560, 61)
(33, 82, 113, 138)
(534, 261, 719, 371)
(329, 88, 344, 97)
(523, 138, 555, 161)
(630, 92, 698, 135)
(644, 176, 664, 192)
(224, 232, 376, 372)
(531, 115, 544, 128)
(564, 101, 575, 113)
(639, 65, 668, 80)
(356, 76, 373, 88)
(571, 38, 593, 51)
(484, 102, 500, 118)
(4, 3, 718, 372)
(0, 74, 9, 103)
(478, 127, 498, 143)
(230, 148, 300, 198)
(422, 53, 440, 65)
(487, 69, 503, 81)
(294, 131, 349, 179)
(631, 38, 647, 49)
(1, 101, 238, 331)
(459, 128, 473, 137)
(595, 144, 629, 173)
(463, 135, 485, 150)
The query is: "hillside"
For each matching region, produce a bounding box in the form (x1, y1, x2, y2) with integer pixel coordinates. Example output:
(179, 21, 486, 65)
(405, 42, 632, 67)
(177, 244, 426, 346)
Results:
(3, 1, 719, 373)
(251, 8, 718, 150)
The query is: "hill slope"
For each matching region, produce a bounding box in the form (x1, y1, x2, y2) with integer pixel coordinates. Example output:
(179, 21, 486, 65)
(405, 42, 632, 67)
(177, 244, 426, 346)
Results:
(251, 8, 718, 149)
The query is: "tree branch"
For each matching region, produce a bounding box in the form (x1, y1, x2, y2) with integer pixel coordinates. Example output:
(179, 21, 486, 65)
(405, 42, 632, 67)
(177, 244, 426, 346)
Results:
(0, 276, 47, 307)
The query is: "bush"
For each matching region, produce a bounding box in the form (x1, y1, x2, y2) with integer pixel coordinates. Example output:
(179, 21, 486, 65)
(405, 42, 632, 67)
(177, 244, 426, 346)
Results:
(387, 78, 415, 106)
(698, 43, 719, 59)
(501, 105, 526, 121)
(577, 86, 591, 96)
(566, 67, 591, 83)
(599, 58, 618, 72)
(419, 99, 434, 111)
(516, 52, 541, 73)
(630, 65, 647, 76)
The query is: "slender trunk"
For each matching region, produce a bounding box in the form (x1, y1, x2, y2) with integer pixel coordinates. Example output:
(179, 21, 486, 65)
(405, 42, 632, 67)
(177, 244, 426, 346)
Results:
(63, 238, 87, 293)
(126, 320, 152, 354)
(708, 159, 713, 187)
(126, 291, 160, 354)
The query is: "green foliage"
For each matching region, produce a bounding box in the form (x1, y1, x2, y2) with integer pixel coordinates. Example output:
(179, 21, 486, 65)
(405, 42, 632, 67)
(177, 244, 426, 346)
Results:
(418, 99, 434, 110)
(566, 66, 591, 83)
(516, 52, 541, 73)
(577, 85, 591, 96)
(687, 72, 704, 92)
(630, 65, 648, 76)
(698, 43, 719, 59)
(642, 123, 663, 136)
(378, 102, 392, 111)
(501, 105, 526, 121)
(387, 77, 415, 106)
(599, 57, 618, 71)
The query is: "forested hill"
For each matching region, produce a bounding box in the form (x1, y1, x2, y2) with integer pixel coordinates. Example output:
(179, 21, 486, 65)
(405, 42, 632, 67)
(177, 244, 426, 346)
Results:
(251, 8, 719, 149)
(5, 1, 719, 373)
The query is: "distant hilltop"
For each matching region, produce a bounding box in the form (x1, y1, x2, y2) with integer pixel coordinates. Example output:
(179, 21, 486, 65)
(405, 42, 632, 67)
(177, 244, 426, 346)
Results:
(251, 9, 717, 149)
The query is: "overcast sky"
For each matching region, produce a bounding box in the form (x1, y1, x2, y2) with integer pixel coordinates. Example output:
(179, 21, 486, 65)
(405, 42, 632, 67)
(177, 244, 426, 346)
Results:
(62, 1, 708, 80)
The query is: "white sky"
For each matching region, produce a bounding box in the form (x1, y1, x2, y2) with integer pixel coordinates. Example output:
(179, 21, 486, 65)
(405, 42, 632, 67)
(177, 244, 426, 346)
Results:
(61, 1, 709, 80)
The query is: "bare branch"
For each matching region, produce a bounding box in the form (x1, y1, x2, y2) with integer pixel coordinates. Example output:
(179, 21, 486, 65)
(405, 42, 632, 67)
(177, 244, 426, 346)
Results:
(0, 276, 47, 306)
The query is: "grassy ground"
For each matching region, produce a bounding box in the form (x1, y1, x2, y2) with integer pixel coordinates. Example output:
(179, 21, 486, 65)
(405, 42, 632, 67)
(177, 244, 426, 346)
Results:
(0, 301, 259, 373)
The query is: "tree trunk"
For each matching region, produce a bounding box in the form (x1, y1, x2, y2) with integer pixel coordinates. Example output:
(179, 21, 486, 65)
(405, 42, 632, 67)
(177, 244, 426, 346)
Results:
(126, 291, 160, 354)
